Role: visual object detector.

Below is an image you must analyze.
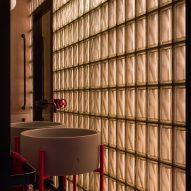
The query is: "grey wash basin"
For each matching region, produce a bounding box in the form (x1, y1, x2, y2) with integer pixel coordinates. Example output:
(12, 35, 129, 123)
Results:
(20, 127, 101, 176)
(11, 121, 62, 149)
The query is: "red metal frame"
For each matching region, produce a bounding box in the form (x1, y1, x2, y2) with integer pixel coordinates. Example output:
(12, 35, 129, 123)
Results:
(39, 144, 104, 191)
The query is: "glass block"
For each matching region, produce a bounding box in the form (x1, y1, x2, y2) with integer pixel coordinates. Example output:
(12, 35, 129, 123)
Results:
(136, 158, 146, 190)
(174, 128, 185, 166)
(101, 32, 108, 59)
(73, 0, 78, 19)
(68, 92, 73, 112)
(94, 173, 100, 191)
(117, 25, 125, 55)
(126, 0, 135, 20)
(174, 2, 185, 40)
(73, 44, 78, 66)
(102, 90, 108, 116)
(136, 52, 146, 84)
(126, 55, 135, 85)
(60, 71, 64, 90)
(136, 88, 146, 119)
(83, 173, 89, 190)
(83, 40, 89, 64)
(117, 120, 125, 150)
(78, 66, 83, 89)
(117, 89, 125, 117)
(109, 178, 116, 191)
(104, 147, 109, 174)
(73, 92, 79, 111)
(94, 63, 101, 88)
(109, 29, 116, 57)
(89, 64, 94, 87)
(174, 87, 185, 124)
(160, 126, 172, 162)
(125, 22, 135, 53)
(136, 18, 146, 50)
(69, 46, 73, 67)
(84, 14, 89, 38)
(109, 59, 116, 87)
(94, 35, 101, 61)
(64, 70, 68, 89)
(90, 38, 94, 61)
(90, 116, 95, 130)
(78, 91, 83, 113)
(60, 50, 65, 69)
(78, 42, 83, 65)
(117, 151, 125, 181)
(95, 117, 101, 132)
(57, 32, 61, 50)
(148, 50, 158, 84)
(117, 182, 125, 191)
(78, 17, 83, 41)
(174, 169, 185, 191)
(79, 0, 83, 16)
(109, 119, 116, 147)
(109, 89, 116, 116)
(64, 26, 68, 46)
(136, 0, 146, 16)
(147, 0, 158, 10)
(83, 116, 89, 129)
(148, 161, 158, 191)
(160, 8, 172, 44)
(174, 45, 185, 82)
(160, 165, 172, 191)
(90, 11, 95, 36)
(94, 8, 101, 35)
(126, 122, 135, 152)
(84, 91, 89, 113)
(148, 125, 158, 158)
(84, 0, 89, 13)
(101, 2, 108, 31)
(73, 20, 78, 43)
(94, 90, 101, 115)
(117, 57, 125, 86)
(160, 47, 172, 83)
(126, 154, 135, 186)
(89, 91, 95, 114)
(136, 123, 146, 155)
(68, 23, 73, 45)
(148, 13, 158, 47)
(160, 87, 172, 122)
(126, 89, 135, 119)
(117, 0, 125, 24)
(84, 65, 89, 88)
(148, 88, 158, 120)
(102, 61, 109, 87)
(89, 172, 94, 191)
(109, 0, 116, 28)
(73, 115, 78, 128)
(102, 118, 108, 144)
(60, 29, 64, 48)
(78, 115, 83, 129)
(109, 149, 116, 178)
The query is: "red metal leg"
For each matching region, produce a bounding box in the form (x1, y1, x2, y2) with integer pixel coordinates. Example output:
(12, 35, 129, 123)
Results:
(64, 176, 67, 190)
(14, 136, 20, 153)
(100, 145, 104, 191)
(39, 150, 45, 191)
(73, 175, 76, 191)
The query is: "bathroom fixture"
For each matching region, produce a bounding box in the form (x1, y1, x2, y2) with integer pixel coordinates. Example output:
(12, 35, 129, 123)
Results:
(11, 0, 16, 10)
(20, 128, 101, 175)
(11, 121, 62, 151)
(35, 99, 67, 113)
(21, 34, 26, 110)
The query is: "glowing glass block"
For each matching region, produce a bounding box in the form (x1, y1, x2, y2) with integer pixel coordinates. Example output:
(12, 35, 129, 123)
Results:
(117, 120, 125, 150)
(78, 66, 83, 88)
(147, 0, 158, 10)
(126, 55, 135, 85)
(160, 165, 172, 191)
(126, 122, 135, 152)
(78, 91, 83, 113)
(73, 114, 78, 128)
(84, 65, 89, 88)
(78, 17, 83, 41)
(84, 91, 89, 113)
(73, 20, 78, 43)
(126, 89, 135, 119)
(126, 22, 135, 53)
(136, 157, 146, 190)
(78, 42, 83, 65)
(109, 149, 116, 178)
(83, 173, 89, 190)
(89, 91, 95, 114)
(148, 88, 158, 120)
(117, 0, 125, 24)
(109, 89, 117, 116)
(136, 18, 146, 50)
(101, 90, 108, 116)
(109, 0, 116, 28)
(117, 89, 125, 117)
(83, 116, 89, 129)
(94, 91, 101, 115)
(101, 3, 108, 31)
(79, 0, 83, 16)
(148, 161, 158, 191)
(117, 151, 125, 181)
(102, 61, 109, 87)
(174, 169, 185, 191)
(117, 57, 125, 86)
(102, 118, 108, 144)
(117, 25, 125, 55)
(126, 0, 135, 20)
(73, 44, 78, 66)
(109, 29, 116, 57)
(136, 53, 146, 84)
(136, 0, 146, 16)
(101, 32, 108, 59)
(84, 14, 89, 38)
(136, 123, 146, 155)
(109, 119, 116, 147)
(109, 59, 116, 87)
(136, 88, 146, 119)
(73, 67, 78, 89)
(160, 126, 172, 162)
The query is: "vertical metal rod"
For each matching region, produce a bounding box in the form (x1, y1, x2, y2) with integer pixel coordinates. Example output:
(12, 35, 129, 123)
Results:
(39, 150, 45, 191)
(21, 34, 26, 110)
(73, 175, 76, 191)
(100, 145, 104, 191)
(14, 136, 20, 153)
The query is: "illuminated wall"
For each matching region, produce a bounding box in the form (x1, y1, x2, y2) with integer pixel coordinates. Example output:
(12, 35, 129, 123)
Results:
(31, 0, 186, 190)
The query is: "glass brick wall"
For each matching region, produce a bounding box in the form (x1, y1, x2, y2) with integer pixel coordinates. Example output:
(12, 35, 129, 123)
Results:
(31, 0, 186, 190)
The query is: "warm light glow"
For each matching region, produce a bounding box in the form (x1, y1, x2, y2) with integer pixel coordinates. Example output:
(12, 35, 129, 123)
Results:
(11, 0, 16, 10)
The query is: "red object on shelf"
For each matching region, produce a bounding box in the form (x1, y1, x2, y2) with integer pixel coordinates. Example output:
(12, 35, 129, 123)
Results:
(53, 98, 67, 109)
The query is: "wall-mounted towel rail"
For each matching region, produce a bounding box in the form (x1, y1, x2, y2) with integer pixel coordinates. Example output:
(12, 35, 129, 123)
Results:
(21, 34, 26, 110)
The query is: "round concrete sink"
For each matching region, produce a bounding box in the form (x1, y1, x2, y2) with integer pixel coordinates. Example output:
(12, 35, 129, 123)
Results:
(20, 128, 101, 176)
(11, 121, 62, 149)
